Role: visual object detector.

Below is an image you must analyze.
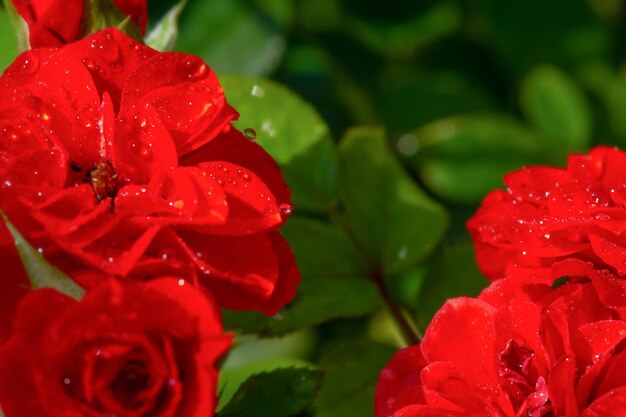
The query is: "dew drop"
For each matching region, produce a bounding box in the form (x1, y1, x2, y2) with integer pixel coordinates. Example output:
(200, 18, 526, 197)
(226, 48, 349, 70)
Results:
(279, 203, 292, 217)
(187, 61, 208, 80)
(380, 367, 397, 382)
(169, 200, 185, 210)
(243, 128, 257, 140)
(20, 54, 40, 75)
(237, 169, 252, 182)
(251, 85, 265, 97)
(177, 279, 185, 286)
(82, 58, 99, 71)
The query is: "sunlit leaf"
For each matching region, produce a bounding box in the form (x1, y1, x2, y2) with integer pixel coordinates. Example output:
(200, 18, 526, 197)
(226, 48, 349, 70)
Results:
(221, 76, 337, 212)
(145, 0, 187, 51)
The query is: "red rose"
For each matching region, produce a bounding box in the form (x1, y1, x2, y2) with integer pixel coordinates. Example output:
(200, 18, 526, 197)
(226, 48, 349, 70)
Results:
(10, 0, 148, 48)
(375, 278, 626, 417)
(0, 28, 299, 317)
(468, 147, 626, 284)
(0, 278, 231, 417)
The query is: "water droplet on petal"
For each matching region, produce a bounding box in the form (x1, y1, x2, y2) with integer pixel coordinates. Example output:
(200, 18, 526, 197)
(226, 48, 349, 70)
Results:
(186, 60, 208, 80)
(380, 367, 397, 382)
(82, 58, 99, 71)
(279, 203, 292, 217)
(19, 54, 40, 75)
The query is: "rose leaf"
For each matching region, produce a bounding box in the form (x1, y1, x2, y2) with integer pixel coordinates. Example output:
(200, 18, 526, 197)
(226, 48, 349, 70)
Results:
(520, 65, 592, 151)
(315, 339, 396, 417)
(218, 366, 324, 417)
(220, 76, 337, 213)
(145, 0, 187, 52)
(223, 278, 380, 336)
(338, 127, 448, 275)
(1, 211, 85, 300)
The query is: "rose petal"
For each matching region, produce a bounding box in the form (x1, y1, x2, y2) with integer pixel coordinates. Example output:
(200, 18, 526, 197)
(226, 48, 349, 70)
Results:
(10, 0, 83, 47)
(62, 28, 157, 109)
(177, 230, 299, 315)
(120, 52, 236, 153)
(181, 127, 292, 208)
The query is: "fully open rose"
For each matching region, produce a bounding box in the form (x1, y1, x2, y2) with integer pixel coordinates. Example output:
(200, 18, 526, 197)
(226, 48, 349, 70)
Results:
(468, 147, 626, 283)
(375, 278, 626, 417)
(0, 278, 231, 417)
(0, 28, 300, 328)
(10, 0, 148, 48)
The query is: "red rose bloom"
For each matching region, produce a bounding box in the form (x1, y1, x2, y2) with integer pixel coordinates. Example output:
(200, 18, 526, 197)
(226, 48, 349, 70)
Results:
(10, 0, 148, 48)
(375, 278, 626, 417)
(468, 147, 626, 285)
(0, 28, 299, 320)
(0, 278, 231, 417)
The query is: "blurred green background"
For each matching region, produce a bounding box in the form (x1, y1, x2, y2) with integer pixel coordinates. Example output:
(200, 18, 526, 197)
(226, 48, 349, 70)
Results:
(146, 0, 626, 206)
(2, 1, 626, 415)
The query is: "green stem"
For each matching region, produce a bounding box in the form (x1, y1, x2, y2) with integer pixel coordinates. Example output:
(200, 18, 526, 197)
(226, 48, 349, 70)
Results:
(327, 203, 421, 346)
(372, 268, 421, 346)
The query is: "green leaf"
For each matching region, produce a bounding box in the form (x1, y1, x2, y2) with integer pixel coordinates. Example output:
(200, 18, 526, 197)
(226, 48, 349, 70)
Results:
(344, 2, 461, 58)
(1, 0, 27, 56)
(409, 115, 544, 204)
(477, 0, 609, 73)
(315, 339, 396, 417)
(220, 76, 337, 212)
(1, 211, 85, 300)
(374, 69, 495, 135)
(176, 0, 292, 76)
(520, 65, 592, 149)
(83, 0, 143, 40)
(144, 0, 187, 52)
(414, 239, 488, 329)
(219, 357, 314, 409)
(602, 67, 626, 144)
(338, 127, 448, 274)
(220, 367, 324, 417)
(282, 217, 368, 280)
(223, 279, 380, 336)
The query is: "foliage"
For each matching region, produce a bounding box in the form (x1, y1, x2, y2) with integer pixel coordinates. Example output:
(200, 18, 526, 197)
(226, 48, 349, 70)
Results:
(2, 0, 625, 415)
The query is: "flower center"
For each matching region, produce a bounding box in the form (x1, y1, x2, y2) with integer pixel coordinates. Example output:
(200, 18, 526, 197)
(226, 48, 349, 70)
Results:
(498, 340, 553, 416)
(88, 160, 118, 201)
(111, 359, 150, 409)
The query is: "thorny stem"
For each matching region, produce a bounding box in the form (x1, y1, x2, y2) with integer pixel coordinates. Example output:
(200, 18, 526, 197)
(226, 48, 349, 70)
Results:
(327, 203, 422, 347)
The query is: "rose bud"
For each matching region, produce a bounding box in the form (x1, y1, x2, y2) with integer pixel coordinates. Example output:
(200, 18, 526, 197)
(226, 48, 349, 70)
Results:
(9, 0, 148, 48)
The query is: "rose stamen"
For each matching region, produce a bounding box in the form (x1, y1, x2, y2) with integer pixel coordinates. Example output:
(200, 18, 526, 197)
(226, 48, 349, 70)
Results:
(89, 160, 118, 201)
